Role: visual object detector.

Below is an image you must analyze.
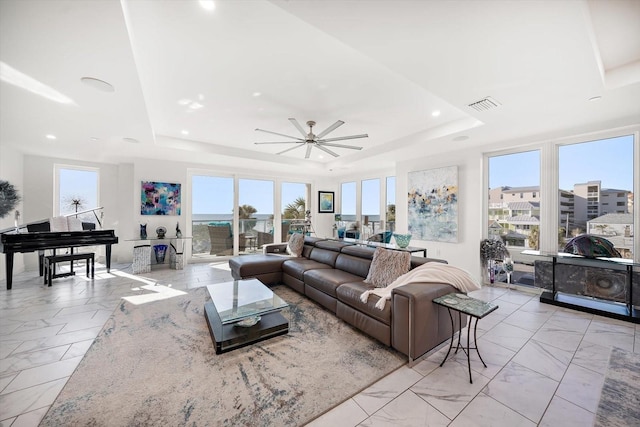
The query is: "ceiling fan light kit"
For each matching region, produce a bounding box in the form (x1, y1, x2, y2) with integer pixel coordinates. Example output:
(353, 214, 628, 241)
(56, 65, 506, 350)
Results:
(255, 118, 368, 159)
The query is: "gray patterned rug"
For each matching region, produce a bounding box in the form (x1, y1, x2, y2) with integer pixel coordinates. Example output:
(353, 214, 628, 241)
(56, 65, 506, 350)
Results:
(595, 347, 640, 427)
(41, 285, 405, 426)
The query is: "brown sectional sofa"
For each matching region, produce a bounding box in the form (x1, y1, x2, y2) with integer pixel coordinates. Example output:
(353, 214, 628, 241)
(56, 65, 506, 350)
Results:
(229, 236, 465, 364)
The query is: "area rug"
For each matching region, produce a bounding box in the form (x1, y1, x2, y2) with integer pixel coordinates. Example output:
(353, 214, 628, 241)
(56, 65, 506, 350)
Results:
(41, 285, 405, 426)
(594, 347, 640, 427)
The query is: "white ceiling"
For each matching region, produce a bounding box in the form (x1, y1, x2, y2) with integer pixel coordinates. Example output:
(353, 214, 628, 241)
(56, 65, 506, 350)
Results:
(1, 0, 639, 177)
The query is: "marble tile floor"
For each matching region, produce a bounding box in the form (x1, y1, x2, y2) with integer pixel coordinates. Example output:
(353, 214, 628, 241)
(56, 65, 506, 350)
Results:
(1, 263, 638, 426)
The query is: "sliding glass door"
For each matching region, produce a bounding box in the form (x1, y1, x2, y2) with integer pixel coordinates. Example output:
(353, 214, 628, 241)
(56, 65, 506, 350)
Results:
(192, 175, 234, 257)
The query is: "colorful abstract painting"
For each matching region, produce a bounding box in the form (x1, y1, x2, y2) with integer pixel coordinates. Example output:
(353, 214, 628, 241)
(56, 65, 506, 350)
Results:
(407, 166, 458, 242)
(141, 181, 181, 215)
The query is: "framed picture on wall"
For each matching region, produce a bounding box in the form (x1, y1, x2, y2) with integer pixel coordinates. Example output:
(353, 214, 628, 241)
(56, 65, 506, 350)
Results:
(141, 181, 181, 215)
(318, 191, 335, 213)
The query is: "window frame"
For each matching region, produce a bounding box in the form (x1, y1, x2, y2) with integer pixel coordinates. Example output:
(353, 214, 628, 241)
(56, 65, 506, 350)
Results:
(483, 127, 639, 262)
(54, 164, 100, 217)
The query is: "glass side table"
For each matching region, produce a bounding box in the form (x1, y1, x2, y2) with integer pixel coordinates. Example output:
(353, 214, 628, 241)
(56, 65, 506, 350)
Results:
(433, 293, 498, 383)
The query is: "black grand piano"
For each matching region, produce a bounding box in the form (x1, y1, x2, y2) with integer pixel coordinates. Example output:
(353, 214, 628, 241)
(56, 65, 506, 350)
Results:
(0, 218, 118, 290)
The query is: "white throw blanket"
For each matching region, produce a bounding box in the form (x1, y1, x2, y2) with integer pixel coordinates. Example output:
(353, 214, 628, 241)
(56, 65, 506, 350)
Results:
(360, 262, 482, 310)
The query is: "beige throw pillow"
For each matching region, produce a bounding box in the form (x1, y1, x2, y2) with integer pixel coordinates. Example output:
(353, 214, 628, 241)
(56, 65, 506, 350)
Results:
(365, 247, 411, 288)
(286, 233, 305, 257)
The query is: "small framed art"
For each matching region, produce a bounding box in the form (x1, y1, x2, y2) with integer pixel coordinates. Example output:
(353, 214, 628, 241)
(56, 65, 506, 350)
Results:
(318, 191, 335, 213)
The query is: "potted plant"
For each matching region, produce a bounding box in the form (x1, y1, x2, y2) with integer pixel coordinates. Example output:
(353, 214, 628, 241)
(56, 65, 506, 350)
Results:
(480, 238, 510, 284)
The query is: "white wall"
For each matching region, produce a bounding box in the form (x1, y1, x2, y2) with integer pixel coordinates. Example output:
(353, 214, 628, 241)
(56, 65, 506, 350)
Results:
(397, 148, 484, 280)
(0, 145, 25, 281)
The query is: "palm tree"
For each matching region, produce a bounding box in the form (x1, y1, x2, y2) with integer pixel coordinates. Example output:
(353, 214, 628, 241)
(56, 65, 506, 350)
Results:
(283, 197, 306, 219)
(237, 204, 257, 233)
(238, 204, 257, 219)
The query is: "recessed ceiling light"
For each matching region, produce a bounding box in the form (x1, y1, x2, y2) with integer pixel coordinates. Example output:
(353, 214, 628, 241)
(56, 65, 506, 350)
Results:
(589, 96, 602, 101)
(181, 130, 189, 135)
(318, 155, 324, 159)
(252, 92, 261, 97)
(80, 77, 115, 93)
(189, 102, 203, 110)
(198, 93, 205, 101)
(432, 110, 441, 117)
(90, 137, 99, 141)
(178, 98, 191, 106)
(199, 0, 215, 11)
(123, 137, 139, 143)
(46, 134, 57, 140)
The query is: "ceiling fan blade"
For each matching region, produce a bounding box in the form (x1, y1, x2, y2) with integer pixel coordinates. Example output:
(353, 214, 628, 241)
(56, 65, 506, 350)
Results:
(315, 144, 339, 157)
(305, 144, 312, 159)
(276, 144, 306, 155)
(288, 118, 308, 138)
(316, 120, 344, 139)
(255, 128, 305, 141)
(254, 141, 299, 145)
(319, 134, 368, 143)
(318, 142, 363, 150)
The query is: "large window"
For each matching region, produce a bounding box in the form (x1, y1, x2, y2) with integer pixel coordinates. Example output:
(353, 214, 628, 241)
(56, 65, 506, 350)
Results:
(361, 178, 380, 238)
(386, 176, 396, 232)
(487, 150, 540, 285)
(282, 182, 309, 241)
(191, 175, 234, 257)
(56, 165, 99, 222)
(558, 135, 634, 258)
(239, 179, 274, 254)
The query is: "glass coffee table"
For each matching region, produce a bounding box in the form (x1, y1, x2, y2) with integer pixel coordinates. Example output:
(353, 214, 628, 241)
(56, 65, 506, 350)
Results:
(204, 278, 289, 354)
(433, 293, 498, 383)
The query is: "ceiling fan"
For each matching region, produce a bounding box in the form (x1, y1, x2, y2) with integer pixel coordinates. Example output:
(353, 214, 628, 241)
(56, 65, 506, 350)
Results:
(255, 118, 368, 159)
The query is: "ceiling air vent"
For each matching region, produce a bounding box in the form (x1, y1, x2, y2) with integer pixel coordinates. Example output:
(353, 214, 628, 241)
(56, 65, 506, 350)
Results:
(468, 96, 501, 112)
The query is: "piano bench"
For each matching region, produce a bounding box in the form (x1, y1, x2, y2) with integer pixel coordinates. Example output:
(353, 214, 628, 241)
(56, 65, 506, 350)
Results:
(44, 252, 95, 286)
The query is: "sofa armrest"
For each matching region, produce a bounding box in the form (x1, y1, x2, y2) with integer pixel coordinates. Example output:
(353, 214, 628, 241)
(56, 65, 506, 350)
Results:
(263, 243, 288, 254)
(391, 282, 465, 362)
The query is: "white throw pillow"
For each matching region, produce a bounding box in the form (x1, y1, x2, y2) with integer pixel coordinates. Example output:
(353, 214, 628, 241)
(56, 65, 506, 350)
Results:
(365, 247, 411, 288)
(286, 233, 305, 257)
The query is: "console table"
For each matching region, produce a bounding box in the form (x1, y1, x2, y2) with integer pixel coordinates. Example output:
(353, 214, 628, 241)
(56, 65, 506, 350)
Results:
(127, 237, 191, 274)
(523, 250, 639, 324)
(337, 237, 427, 257)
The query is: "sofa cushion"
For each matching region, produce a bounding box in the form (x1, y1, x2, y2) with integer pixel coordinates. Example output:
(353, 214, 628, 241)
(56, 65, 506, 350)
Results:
(315, 240, 353, 252)
(309, 247, 340, 267)
(282, 258, 332, 281)
(340, 245, 375, 259)
(286, 233, 305, 257)
(229, 254, 286, 279)
(304, 268, 364, 298)
(336, 282, 391, 325)
(335, 253, 372, 278)
(364, 247, 411, 288)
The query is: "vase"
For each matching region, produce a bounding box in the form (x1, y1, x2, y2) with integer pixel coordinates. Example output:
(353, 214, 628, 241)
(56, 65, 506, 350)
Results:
(140, 224, 147, 240)
(487, 260, 495, 284)
(154, 244, 168, 263)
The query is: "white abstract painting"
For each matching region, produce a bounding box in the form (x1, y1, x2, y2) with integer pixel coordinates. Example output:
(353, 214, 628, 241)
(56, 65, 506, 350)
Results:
(407, 166, 458, 242)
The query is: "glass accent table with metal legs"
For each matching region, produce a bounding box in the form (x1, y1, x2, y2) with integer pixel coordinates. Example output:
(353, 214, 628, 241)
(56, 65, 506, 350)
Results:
(433, 293, 498, 383)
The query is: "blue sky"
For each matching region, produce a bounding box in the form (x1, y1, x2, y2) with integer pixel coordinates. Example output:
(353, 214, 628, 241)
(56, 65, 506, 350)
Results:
(59, 168, 98, 214)
(489, 134, 634, 191)
(192, 176, 308, 215)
